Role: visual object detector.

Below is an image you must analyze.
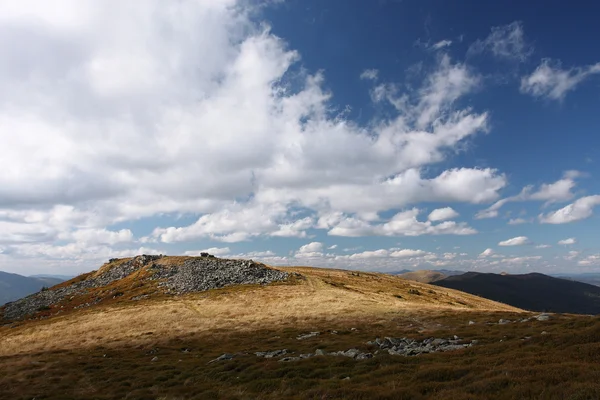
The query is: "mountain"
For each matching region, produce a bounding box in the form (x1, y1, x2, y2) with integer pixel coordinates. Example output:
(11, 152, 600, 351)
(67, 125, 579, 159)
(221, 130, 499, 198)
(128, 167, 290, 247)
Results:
(29, 274, 74, 281)
(1, 255, 516, 323)
(396, 269, 448, 283)
(4, 255, 600, 398)
(433, 271, 600, 314)
(553, 273, 600, 287)
(0, 271, 64, 306)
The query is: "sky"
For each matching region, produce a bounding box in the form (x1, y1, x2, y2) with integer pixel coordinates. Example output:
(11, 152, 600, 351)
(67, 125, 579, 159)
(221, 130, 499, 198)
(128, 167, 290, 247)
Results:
(1, 0, 599, 276)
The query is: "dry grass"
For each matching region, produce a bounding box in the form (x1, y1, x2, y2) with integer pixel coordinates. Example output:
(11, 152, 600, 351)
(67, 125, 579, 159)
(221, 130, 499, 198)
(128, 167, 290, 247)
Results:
(0, 266, 518, 356)
(8, 264, 595, 399)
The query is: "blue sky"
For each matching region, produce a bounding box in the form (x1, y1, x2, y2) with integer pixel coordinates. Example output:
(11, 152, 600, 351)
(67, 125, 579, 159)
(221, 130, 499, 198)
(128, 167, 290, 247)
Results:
(0, 0, 599, 275)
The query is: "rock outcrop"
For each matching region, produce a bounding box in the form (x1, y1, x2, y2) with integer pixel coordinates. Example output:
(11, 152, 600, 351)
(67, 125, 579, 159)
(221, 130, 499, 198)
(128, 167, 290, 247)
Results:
(1, 255, 289, 321)
(152, 258, 289, 295)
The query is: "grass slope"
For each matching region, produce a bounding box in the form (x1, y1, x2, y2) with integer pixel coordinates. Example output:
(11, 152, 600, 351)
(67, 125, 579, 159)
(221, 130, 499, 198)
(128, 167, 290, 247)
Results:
(397, 270, 448, 283)
(434, 272, 600, 315)
(2, 262, 599, 399)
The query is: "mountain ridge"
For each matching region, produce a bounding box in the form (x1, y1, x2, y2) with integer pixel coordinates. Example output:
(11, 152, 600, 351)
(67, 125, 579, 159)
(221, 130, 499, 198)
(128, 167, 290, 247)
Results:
(433, 271, 600, 315)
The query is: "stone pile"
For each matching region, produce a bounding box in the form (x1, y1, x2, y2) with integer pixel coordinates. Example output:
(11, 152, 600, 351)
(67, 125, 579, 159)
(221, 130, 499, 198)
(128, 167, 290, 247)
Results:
(2, 255, 165, 320)
(368, 336, 475, 356)
(1, 255, 289, 320)
(151, 258, 289, 295)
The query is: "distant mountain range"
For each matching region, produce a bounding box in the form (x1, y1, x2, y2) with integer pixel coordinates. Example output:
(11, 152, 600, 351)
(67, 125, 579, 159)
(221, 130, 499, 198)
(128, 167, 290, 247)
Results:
(552, 273, 600, 287)
(432, 272, 600, 315)
(0, 271, 65, 306)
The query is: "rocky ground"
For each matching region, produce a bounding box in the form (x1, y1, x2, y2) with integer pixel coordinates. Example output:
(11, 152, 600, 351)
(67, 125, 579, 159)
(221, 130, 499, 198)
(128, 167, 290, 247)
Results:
(151, 257, 290, 295)
(1, 255, 290, 321)
(208, 334, 478, 364)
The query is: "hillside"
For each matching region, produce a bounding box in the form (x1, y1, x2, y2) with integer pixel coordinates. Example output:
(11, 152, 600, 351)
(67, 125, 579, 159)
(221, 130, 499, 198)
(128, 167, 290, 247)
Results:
(433, 271, 600, 314)
(3, 255, 600, 399)
(397, 270, 448, 283)
(0, 271, 63, 306)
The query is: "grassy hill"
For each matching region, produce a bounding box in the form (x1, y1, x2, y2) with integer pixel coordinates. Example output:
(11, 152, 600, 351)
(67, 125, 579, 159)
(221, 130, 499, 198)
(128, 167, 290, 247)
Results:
(433, 272, 600, 315)
(397, 270, 449, 283)
(1, 256, 600, 399)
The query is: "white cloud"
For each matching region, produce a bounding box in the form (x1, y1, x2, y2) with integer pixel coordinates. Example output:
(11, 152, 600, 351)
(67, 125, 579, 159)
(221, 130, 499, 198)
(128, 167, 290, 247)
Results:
(360, 69, 379, 80)
(475, 171, 579, 219)
(578, 254, 600, 267)
(539, 195, 600, 224)
(479, 248, 494, 258)
(498, 236, 531, 246)
(430, 40, 452, 50)
(558, 238, 576, 245)
(535, 244, 551, 249)
(70, 228, 133, 245)
(295, 242, 324, 258)
(348, 249, 389, 259)
(184, 247, 231, 256)
(271, 217, 314, 238)
(468, 21, 532, 61)
(327, 244, 338, 250)
(428, 207, 459, 221)
(521, 59, 600, 100)
(328, 208, 476, 237)
(507, 218, 527, 225)
(390, 249, 426, 258)
(0, 0, 534, 273)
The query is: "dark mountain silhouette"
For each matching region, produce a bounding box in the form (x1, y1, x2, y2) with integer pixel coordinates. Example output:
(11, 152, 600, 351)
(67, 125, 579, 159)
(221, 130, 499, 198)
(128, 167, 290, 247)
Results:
(433, 272, 600, 315)
(0, 271, 64, 306)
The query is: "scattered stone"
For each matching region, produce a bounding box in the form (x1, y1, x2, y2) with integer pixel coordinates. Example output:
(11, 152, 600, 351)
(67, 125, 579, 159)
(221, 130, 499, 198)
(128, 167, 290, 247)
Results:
(208, 353, 234, 364)
(151, 357, 158, 362)
(279, 357, 301, 362)
(297, 332, 320, 340)
(255, 349, 288, 358)
(536, 314, 551, 321)
(369, 335, 474, 356)
(468, 321, 476, 325)
(498, 319, 511, 325)
(541, 331, 548, 335)
(315, 349, 326, 356)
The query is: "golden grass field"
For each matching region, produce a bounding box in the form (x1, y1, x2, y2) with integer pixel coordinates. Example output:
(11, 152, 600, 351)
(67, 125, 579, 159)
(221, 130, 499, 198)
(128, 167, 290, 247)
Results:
(0, 265, 519, 357)
(1, 261, 600, 399)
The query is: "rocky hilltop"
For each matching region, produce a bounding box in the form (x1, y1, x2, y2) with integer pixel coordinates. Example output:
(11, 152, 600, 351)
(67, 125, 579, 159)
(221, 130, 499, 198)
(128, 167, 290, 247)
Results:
(1, 255, 290, 321)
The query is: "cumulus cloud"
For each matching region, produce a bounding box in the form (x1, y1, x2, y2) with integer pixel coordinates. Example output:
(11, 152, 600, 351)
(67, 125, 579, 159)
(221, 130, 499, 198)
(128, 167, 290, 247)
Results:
(328, 208, 476, 237)
(521, 59, 600, 100)
(475, 171, 579, 219)
(428, 207, 459, 221)
(498, 236, 531, 246)
(558, 238, 576, 245)
(479, 248, 494, 258)
(535, 244, 551, 249)
(390, 249, 427, 258)
(295, 242, 324, 258)
(539, 195, 600, 224)
(0, 0, 516, 272)
(578, 254, 600, 267)
(468, 21, 532, 61)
